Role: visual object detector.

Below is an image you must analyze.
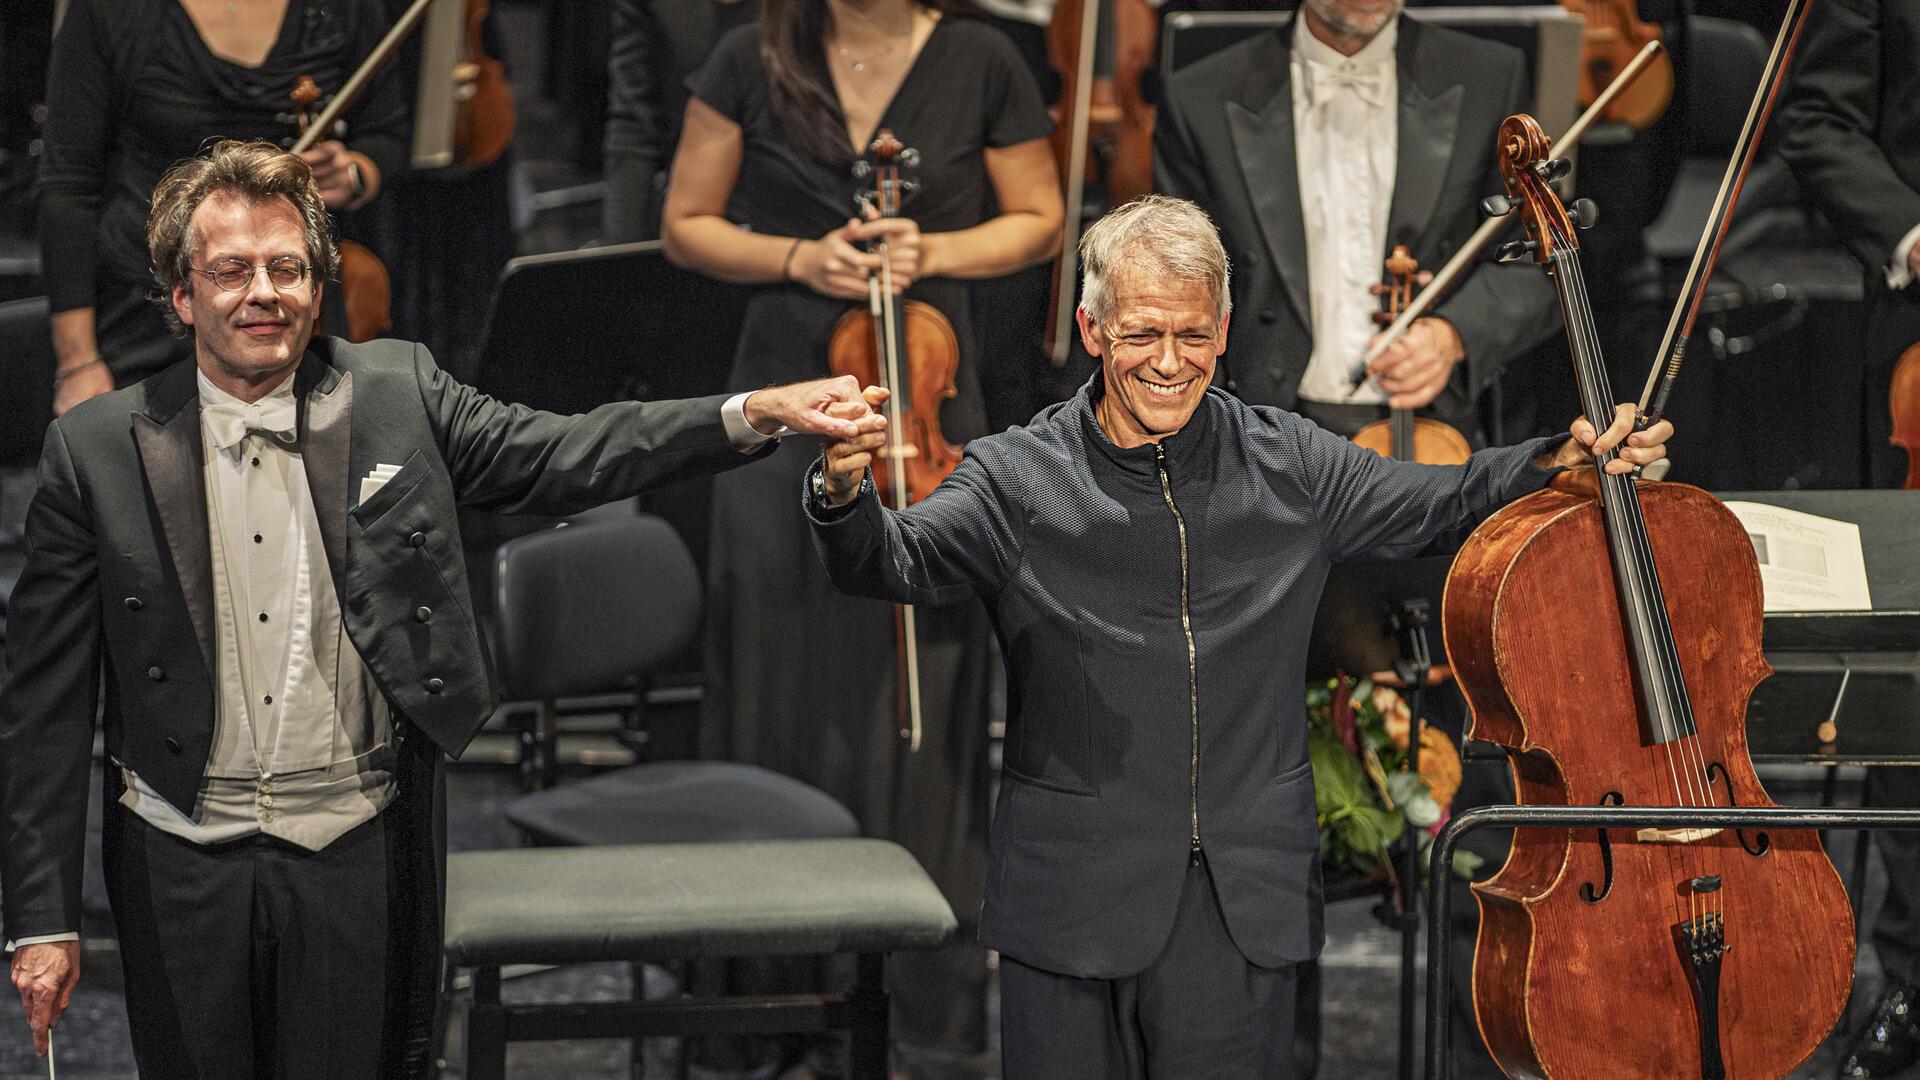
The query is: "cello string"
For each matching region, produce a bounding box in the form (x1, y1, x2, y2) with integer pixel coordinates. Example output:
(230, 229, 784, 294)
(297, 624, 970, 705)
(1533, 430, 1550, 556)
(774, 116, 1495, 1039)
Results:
(1561, 224, 1721, 925)
(1545, 238, 1696, 928)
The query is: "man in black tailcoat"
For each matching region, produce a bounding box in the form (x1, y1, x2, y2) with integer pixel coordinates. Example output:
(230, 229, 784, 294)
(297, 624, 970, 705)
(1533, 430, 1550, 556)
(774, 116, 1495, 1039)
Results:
(1153, 0, 1559, 439)
(2, 139, 878, 1078)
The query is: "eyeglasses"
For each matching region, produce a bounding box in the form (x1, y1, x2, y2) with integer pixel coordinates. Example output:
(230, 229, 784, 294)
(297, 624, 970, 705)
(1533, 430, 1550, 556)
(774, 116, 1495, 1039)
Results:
(190, 257, 311, 292)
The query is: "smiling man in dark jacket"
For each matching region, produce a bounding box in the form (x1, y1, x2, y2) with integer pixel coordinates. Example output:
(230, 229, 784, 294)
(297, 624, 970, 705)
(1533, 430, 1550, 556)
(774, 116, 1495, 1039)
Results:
(804, 195, 1669, 1079)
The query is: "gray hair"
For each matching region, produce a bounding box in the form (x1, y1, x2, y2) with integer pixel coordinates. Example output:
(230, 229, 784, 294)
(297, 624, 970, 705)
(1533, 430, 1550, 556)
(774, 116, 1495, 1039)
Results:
(1078, 195, 1232, 328)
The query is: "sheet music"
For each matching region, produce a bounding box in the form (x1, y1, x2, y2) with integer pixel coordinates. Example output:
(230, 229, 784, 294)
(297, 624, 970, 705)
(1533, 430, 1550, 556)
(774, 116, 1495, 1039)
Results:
(1725, 501, 1873, 612)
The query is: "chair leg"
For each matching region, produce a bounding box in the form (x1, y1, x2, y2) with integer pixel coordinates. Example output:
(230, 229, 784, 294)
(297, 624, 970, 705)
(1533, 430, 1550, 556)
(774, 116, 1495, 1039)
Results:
(847, 953, 890, 1080)
(538, 702, 560, 789)
(468, 966, 508, 1080)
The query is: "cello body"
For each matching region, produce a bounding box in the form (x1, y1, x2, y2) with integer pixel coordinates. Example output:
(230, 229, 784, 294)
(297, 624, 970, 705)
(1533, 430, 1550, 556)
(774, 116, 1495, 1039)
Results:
(1445, 474, 1854, 1079)
(1892, 341, 1920, 488)
(1445, 114, 1854, 1079)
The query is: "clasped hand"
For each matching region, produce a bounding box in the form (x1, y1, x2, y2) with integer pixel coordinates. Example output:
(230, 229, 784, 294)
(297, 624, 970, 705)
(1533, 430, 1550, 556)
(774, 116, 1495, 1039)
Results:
(1550, 403, 1673, 474)
(791, 217, 925, 301)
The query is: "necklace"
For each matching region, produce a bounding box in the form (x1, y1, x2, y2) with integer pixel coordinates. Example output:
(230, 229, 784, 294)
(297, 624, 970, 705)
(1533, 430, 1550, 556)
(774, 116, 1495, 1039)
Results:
(834, 38, 898, 73)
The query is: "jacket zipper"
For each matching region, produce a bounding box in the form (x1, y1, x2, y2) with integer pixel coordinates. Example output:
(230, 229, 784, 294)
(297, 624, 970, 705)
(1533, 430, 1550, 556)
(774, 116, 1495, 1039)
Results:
(1154, 443, 1202, 865)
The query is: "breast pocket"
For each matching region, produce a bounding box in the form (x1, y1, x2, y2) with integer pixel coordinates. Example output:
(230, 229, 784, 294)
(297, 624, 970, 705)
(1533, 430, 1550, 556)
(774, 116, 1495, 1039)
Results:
(349, 448, 429, 528)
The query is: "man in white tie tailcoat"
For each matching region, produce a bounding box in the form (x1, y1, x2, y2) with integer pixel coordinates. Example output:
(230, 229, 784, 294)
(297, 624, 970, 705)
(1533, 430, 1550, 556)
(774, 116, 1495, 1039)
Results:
(1, 139, 880, 1079)
(1154, 0, 1561, 440)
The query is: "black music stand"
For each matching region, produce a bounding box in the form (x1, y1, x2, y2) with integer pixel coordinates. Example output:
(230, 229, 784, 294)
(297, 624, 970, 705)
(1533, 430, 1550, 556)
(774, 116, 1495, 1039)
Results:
(1307, 554, 1455, 1080)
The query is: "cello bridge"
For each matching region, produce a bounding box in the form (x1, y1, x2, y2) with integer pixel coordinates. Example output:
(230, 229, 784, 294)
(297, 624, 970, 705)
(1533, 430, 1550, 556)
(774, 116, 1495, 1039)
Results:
(1635, 826, 1724, 844)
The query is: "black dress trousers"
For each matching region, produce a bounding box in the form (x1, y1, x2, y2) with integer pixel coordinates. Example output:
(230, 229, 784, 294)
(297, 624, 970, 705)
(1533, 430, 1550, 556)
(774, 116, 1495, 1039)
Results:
(102, 803, 391, 1080)
(998, 856, 1298, 1080)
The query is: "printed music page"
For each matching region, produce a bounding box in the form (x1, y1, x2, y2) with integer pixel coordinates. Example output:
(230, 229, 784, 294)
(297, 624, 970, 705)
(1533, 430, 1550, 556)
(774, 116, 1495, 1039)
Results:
(1724, 502, 1873, 612)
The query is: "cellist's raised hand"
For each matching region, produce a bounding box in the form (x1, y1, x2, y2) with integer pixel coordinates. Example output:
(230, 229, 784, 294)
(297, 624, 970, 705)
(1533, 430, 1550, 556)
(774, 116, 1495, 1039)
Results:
(1544, 402, 1673, 474)
(822, 387, 892, 506)
(789, 219, 881, 301)
(744, 375, 885, 442)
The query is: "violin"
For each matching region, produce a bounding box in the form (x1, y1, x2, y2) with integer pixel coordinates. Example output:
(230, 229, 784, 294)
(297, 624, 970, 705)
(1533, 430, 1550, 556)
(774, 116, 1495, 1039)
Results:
(1350, 245, 1472, 465)
(450, 0, 514, 168)
(1444, 116, 1852, 1079)
(1042, 0, 1158, 367)
(288, 75, 392, 342)
(1892, 342, 1920, 488)
(826, 129, 963, 750)
(1559, 0, 1674, 131)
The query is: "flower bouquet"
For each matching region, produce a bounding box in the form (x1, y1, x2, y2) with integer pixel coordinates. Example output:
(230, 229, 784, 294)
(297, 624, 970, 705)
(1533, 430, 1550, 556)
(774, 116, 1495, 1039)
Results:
(1306, 674, 1482, 888)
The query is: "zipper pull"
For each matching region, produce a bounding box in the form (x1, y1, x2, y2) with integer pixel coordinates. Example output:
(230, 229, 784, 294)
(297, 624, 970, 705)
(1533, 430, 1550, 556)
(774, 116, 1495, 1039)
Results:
(1190, 837, 1203, 866)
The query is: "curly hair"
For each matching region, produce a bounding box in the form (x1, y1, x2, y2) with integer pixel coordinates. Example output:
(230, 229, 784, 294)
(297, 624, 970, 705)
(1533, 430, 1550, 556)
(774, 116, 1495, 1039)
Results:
(146, 139, 338, 336)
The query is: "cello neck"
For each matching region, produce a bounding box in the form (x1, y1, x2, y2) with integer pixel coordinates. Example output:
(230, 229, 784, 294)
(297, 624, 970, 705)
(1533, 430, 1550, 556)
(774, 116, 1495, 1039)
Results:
(1545, 243, 1697, 744)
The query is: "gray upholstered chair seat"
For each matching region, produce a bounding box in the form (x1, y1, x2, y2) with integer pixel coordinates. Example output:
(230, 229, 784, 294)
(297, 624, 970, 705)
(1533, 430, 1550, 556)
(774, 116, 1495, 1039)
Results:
(444, 839, 956, 968)
(505, 760, 859, 847)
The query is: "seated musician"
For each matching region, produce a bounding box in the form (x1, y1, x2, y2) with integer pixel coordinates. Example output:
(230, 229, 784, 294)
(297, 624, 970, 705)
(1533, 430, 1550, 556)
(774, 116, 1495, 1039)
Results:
(803, 195, 1671, 1080)
(1153, 0, 1560, 440)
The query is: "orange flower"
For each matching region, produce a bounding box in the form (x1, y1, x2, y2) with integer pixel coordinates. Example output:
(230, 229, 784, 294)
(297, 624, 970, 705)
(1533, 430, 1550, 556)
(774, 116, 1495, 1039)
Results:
(1416, 726, 1462, 809)
(1371, 685, 1412, 748)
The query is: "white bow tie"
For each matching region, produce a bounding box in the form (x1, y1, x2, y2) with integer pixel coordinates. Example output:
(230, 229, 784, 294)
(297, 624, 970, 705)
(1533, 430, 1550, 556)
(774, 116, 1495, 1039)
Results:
(203, 396, 297, 451)
(1300, 58, 1388, 112)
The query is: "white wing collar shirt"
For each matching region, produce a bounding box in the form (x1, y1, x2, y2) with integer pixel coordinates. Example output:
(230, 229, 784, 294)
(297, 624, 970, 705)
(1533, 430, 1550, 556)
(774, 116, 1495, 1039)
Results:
(116, 369, 396, 851)
(1291, 18, 1398, 406)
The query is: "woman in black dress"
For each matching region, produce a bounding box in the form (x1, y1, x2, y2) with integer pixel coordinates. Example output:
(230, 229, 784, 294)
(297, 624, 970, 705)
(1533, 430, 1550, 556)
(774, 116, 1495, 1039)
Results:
(39, 0, 404, 414)
(663, 0, 1060, 1064)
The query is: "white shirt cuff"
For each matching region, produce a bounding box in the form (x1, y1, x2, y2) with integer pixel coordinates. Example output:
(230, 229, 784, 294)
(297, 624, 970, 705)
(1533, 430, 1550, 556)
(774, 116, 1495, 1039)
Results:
(1888, 222, 1920, 290)
(6, 933, 79, 951)
(722, 392, 793, 451)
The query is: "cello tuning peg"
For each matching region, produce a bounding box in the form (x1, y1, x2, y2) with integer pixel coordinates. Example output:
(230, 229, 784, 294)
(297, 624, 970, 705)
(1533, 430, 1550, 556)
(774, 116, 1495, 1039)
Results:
(1479, 194, 1516, 219)
(900, 148, 921, 168)
(1570, 198, 1600, 230)
(1496, 239, 1538, 263)
(1538, 157, 1573, 182)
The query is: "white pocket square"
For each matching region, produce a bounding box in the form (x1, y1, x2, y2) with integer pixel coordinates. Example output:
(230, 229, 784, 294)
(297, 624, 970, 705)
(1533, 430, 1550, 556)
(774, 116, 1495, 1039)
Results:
(359, 463, 404, 506)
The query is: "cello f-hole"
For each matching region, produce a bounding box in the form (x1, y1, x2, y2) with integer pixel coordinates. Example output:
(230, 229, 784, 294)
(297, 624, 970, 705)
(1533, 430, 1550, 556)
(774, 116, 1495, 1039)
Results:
(1580, 791, 1626, 903)
(1705, 761, 1771, 857)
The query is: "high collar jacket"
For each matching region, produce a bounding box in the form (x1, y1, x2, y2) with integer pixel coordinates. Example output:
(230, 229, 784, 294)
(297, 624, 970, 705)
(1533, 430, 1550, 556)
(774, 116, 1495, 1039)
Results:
(1153, 17, 1561, 425)
(0, 338, 756, 1075)
(808, 376, 1562, 979)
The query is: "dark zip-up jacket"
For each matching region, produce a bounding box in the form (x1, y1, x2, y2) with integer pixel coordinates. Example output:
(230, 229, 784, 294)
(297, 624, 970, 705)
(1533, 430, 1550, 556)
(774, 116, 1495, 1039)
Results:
(806, 373, 1563, 979)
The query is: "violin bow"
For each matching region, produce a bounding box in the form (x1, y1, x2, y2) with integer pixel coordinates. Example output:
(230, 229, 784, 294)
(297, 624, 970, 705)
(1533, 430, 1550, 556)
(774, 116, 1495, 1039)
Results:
(1636, 0, 1815, 423)
(1353, 39, 1666, 385)
(289, 0, 440, 155)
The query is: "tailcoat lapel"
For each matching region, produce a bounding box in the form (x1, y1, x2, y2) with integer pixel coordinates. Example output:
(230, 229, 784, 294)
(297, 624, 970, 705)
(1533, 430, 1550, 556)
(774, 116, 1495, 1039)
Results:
(131, 363, 215, 677)
(1385, 20, 1464, 263)
(1227, 33, 1314, 333)
(296, 351, 352, 578)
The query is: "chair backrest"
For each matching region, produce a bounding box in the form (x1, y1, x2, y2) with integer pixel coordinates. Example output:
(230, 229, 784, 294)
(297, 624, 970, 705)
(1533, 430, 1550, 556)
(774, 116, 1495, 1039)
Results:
(490, 513, 702, 702)
(0, 296, 53, 467)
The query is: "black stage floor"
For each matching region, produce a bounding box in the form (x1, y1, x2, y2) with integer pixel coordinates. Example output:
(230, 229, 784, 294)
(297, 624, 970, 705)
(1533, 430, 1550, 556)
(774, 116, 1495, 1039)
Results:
(0, 762, 1907, 1079)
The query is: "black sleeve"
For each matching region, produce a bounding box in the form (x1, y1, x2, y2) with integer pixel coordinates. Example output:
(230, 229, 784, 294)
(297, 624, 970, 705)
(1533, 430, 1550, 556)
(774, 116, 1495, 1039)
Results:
(603, 0, 664, 242)
(1429, 52, 1563, 397)
(37, 0, 116, 313)
(686, 24, 756, 125)
(0, 423, 103, 942)
(411, 342, 761, 514)
(1777, 0, 1920, 277)
(979, 26, 1051, 149)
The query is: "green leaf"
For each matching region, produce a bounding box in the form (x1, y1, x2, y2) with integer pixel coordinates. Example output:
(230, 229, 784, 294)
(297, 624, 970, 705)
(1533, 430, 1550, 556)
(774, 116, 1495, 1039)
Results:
(1451, 850, 1486, 880)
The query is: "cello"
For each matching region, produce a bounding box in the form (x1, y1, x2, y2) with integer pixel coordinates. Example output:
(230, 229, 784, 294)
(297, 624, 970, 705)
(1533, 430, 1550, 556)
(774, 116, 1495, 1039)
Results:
(1350, 245, 1473, 464)
(826, 129, 963, 750)
(1443, 116, 1853, 1078)
(1892, 342, 1920, 488)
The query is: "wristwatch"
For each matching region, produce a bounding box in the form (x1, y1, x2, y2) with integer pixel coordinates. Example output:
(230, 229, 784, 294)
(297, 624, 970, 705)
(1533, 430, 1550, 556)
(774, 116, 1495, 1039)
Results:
(345, 159, 366, 201)
(810, 467, 830, 507)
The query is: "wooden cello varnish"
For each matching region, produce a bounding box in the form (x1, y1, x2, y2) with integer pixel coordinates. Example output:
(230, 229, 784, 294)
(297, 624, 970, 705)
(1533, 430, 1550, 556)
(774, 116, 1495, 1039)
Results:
(1443, 116, 1852, 1079)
